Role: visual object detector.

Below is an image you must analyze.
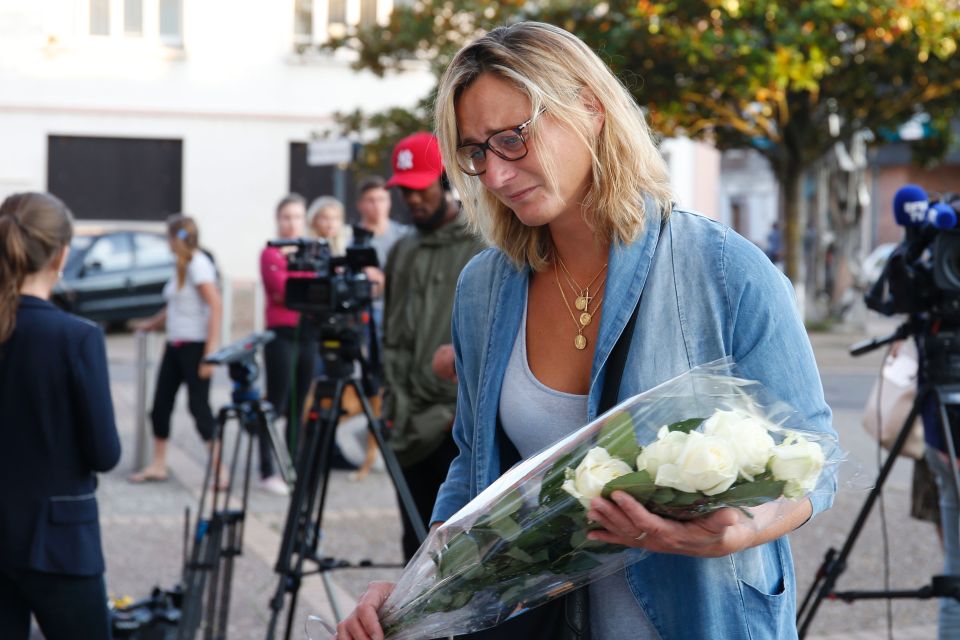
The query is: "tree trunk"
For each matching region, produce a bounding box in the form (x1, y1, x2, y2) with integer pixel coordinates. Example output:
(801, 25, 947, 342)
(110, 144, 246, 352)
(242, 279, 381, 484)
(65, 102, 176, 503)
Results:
(780, 167, 802, 283)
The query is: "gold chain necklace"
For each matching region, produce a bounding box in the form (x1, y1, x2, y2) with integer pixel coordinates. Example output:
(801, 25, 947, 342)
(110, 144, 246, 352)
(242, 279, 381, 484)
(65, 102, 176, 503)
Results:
(555, 261, 607, 350)
(555, 263, 586, 350)
(556, 254, 607, 312)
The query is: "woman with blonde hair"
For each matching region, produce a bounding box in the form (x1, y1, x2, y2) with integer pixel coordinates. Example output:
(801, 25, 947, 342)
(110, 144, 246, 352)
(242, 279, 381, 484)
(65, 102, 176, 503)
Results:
(309, 196, 353, 256)
(0, 192, 121, 638)
(337, 22, 836, 640)
(131, 214, 223, 486)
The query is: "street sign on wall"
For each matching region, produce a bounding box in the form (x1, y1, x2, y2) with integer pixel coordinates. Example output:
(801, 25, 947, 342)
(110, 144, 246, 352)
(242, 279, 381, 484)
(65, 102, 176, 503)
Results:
(306, 138, 352, 166)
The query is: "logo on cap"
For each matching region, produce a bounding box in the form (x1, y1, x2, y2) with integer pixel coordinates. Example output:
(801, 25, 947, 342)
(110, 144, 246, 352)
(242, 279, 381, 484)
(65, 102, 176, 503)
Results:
(396, 149, 414, 171)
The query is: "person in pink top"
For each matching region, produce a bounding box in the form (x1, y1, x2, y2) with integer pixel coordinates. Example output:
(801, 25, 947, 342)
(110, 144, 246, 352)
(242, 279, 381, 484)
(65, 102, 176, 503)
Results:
(259, 194, 316, 495)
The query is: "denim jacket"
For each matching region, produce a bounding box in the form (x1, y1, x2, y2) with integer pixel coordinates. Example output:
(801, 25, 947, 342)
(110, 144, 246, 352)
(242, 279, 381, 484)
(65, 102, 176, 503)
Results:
(432, 208, 835, 640)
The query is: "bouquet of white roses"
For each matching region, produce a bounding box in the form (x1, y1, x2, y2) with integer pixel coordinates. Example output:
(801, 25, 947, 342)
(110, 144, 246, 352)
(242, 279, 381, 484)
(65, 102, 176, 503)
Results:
(310, 360, 843, 640)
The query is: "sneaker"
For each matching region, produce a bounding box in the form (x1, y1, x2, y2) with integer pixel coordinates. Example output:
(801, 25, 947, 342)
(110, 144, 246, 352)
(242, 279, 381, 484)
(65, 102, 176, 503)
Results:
(258, 475, 290, 496)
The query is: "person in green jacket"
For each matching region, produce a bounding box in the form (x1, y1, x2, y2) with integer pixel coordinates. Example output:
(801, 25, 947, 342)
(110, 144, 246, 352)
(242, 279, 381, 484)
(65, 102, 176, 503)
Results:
(382, 131, 486, 561)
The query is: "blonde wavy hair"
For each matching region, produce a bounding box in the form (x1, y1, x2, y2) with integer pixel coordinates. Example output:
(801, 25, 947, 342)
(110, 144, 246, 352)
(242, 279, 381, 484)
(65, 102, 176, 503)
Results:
(435, 21, 673, 270)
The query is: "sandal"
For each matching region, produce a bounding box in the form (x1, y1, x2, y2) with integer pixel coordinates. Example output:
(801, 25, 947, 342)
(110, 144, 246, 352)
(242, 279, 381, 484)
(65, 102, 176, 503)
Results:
(129, 468, 169, 483)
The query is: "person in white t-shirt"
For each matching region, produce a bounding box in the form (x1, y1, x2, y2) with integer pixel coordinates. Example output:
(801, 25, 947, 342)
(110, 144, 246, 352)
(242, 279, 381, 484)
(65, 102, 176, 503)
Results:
(130, 215, 224, 487)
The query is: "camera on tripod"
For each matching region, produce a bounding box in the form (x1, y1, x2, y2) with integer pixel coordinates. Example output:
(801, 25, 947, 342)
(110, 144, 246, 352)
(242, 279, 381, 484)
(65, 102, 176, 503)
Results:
(267, 226, 379, 319)
(799, 184, 960, 636)
(865, 185, 960, 319)
(268, 227, 381, 382)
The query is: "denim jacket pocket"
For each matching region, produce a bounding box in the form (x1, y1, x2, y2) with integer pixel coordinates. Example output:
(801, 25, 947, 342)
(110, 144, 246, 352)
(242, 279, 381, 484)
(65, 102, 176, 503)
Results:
(732, 541, 796, 640)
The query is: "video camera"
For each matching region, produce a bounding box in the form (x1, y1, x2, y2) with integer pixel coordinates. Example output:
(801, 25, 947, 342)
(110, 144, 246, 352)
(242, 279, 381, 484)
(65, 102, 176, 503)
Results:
(267, 226, 378, 318)
(267, 227, 382, 384)
(866, 184, 960, 320)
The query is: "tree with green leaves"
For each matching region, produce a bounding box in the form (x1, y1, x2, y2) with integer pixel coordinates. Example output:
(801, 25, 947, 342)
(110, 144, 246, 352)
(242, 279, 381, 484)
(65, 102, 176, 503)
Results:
(328, 0, 960, 281)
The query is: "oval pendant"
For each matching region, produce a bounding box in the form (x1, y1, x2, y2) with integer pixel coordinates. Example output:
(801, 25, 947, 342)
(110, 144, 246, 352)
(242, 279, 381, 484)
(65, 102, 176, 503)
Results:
(575, 296, 588, 311)
(579, 312, 591, 327)
(574, 334, 587, 350)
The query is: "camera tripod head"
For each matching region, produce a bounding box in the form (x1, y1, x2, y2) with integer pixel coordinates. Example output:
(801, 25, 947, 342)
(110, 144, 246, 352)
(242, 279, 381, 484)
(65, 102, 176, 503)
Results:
(850, 314, 960, 386)
(203, 331, 275, 403)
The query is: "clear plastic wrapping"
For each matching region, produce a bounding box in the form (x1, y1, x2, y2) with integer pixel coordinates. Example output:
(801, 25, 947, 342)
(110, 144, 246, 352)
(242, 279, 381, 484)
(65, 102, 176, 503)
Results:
(315, 359, 844, 639)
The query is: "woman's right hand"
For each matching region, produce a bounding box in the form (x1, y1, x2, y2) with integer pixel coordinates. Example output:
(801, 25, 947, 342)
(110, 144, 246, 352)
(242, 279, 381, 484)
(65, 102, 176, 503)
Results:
(130, 319, 153, 332)
(335, 581, 394, 640)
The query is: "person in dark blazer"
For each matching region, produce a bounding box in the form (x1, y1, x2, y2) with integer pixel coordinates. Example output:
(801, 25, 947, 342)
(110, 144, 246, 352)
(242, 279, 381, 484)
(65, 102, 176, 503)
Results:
(0, 192, 121, 639)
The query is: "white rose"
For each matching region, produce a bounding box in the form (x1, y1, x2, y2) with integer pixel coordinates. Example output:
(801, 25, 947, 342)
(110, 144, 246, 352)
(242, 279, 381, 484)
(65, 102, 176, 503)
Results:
(702, 409, 777, 481)
(561, 446, 634, 508)
(654, 431, 739, 496)
(769, 433, 826, 499)
(636, 426, 689, 478)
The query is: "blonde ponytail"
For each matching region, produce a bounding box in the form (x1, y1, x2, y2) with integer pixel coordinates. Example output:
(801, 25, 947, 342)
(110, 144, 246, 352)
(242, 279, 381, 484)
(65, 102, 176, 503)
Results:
(166, 214, 199, 290)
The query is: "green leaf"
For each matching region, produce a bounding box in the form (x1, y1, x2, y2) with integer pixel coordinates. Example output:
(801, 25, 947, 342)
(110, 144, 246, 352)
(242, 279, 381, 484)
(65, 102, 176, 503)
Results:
(601, 470, 656, 501)
(596, 411, 641, 464)
(448, 588, 475, 610)
(714, 479, 787, 508)
(437, 532, 480, 579)
(669, 489, 703, 506)
(498, 582, 529, 609)
(552, 551, 604, 574)
(486, 514, 522, 541)
(540, 449, 582, 505)
(666, 417, 705, 433)
(651, 487, 676, 504)
(473, 489, 523, 529)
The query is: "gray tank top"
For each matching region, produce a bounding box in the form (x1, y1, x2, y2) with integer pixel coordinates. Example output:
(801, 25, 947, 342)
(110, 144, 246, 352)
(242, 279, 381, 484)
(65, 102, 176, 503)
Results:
(499, 301, 660, 640)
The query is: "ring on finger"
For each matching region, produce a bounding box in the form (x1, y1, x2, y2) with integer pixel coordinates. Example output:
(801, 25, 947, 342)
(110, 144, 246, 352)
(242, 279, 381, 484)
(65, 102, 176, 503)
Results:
(634, 531, 648, 542)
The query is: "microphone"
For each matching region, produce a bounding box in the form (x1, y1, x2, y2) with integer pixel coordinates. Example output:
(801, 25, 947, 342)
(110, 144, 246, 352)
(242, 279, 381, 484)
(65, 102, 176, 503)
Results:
(892, 184, 930, 227)
(928, 202, 958, 230)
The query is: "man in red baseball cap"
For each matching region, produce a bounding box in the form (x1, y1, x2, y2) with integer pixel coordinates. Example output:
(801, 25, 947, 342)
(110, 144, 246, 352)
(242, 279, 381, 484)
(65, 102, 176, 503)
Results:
(382, 131, 485, 561)
(385, 131, 452, 232)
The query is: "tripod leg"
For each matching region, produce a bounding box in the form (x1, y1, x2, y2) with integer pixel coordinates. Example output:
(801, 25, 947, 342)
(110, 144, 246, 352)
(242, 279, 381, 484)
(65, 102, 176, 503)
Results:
(284, 379, 346, 640)
(932, 389, 960, 637)
(178, 514, 224, 640)
(798, 387, 929, 637)
(177, 408, 231, 640)
(207, 430, 256, 640)
(266, 379, 345, 640)
(212, 516, 241, 640)
(260, 402, 296, 485)
(353, 384, 428, 544)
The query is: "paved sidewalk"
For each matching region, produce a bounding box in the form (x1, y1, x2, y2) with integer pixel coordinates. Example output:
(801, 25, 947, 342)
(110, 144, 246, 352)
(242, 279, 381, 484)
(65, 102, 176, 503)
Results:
(79, 316, 944, 639)
(94, 333, 404, 640)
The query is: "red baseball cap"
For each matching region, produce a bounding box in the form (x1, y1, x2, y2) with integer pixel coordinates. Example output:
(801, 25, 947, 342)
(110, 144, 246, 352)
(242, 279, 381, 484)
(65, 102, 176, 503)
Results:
(386, 132, 444, 190)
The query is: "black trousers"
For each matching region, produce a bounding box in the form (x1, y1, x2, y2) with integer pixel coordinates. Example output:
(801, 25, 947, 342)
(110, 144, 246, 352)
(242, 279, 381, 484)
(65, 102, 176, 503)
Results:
(263, 325, 316, 477)
(150, 342, 215, 441)
(0, 568, 111, 640)
(397, 434, 460, 562)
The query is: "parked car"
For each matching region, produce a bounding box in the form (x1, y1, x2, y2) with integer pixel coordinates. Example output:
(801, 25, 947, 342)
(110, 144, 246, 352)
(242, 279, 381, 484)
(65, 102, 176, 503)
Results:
(52, 228, 174, 325)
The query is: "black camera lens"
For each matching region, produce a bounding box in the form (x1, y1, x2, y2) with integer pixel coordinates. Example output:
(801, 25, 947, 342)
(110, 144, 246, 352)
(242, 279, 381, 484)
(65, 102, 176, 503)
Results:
(934, 232, 960, 292)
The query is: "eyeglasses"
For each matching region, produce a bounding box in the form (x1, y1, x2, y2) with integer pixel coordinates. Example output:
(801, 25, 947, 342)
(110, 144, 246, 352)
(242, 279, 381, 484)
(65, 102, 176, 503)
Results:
(455, 114, 539, 176)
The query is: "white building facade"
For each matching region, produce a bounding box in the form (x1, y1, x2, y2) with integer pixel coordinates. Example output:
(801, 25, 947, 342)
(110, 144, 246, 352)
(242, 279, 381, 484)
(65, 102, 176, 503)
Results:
(0, 0, 434, 280)
(1, 1, 729, 281)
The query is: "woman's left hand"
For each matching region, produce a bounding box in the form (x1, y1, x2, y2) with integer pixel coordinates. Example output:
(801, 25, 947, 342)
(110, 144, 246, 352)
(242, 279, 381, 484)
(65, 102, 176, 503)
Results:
(198, 362, 215, 380)
(586, 491, 754, 558)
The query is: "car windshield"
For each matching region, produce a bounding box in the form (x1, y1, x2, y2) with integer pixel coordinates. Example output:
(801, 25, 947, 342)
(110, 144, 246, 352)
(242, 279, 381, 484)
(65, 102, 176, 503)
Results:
(65, 236, 95, 273)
